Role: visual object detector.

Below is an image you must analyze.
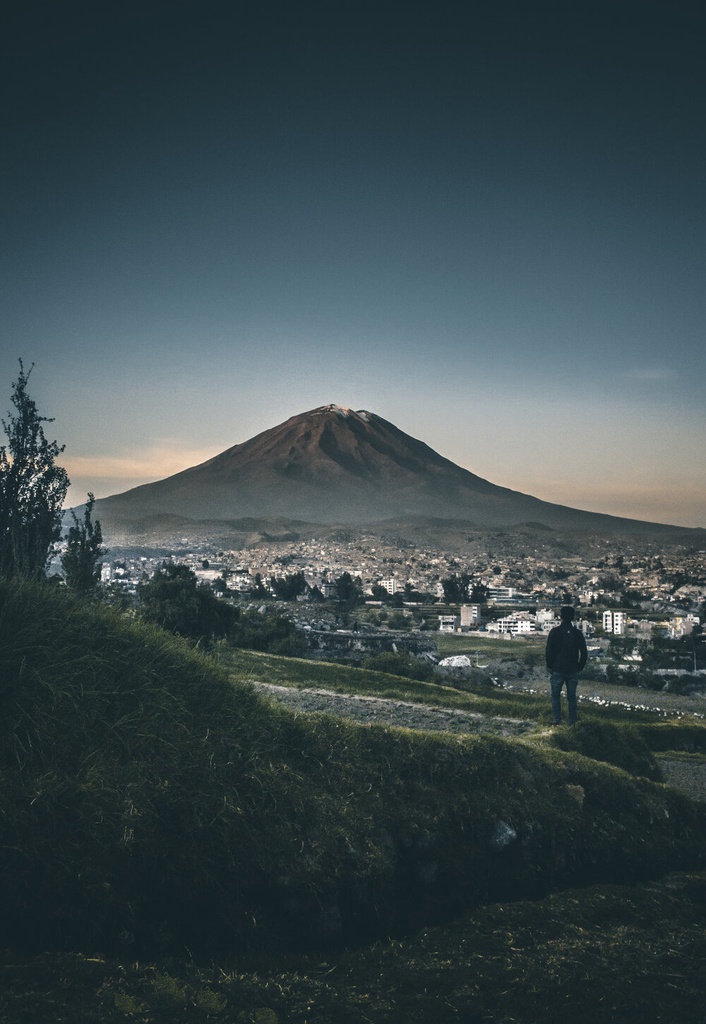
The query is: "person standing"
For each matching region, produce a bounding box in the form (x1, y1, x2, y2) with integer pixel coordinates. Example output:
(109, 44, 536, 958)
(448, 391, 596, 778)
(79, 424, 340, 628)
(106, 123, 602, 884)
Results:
(545, 606, 588, 725)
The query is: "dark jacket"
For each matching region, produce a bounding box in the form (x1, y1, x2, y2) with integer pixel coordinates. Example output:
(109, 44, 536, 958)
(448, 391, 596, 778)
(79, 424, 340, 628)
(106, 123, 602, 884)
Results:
(545, 623, 588, 675)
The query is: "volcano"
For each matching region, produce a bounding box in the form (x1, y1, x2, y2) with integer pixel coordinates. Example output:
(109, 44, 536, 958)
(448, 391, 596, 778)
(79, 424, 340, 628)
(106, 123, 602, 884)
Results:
(93, 404, 685, 539)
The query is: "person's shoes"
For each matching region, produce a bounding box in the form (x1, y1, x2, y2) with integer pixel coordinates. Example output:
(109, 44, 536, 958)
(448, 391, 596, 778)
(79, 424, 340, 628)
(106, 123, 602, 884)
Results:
(552, 721, 561, 726)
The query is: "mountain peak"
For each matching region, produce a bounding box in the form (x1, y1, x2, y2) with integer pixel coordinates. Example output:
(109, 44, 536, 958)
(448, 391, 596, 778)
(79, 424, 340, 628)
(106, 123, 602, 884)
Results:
(95, 406, 681, 537)
(312, 404, 372, 422)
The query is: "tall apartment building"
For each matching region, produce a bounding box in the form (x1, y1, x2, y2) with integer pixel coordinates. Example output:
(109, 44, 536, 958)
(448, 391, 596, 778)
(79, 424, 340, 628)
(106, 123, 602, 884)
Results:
(603, 610, 627, 635)
(460, 603, 481, 628)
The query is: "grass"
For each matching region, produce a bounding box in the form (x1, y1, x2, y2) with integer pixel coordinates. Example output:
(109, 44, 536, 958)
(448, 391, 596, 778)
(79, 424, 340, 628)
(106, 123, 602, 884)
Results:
(435, 631, 547, 661)
(1, 579, 706, 1020)
(220, 645, 561, 720)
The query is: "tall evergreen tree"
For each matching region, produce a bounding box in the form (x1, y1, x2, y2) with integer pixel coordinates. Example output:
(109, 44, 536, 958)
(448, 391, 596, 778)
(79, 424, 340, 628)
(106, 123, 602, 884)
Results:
(61, 493, 105, 594)
(441, 573, 470, 604)
(334, 571, 364, 607)
(0, 362, 70, 578)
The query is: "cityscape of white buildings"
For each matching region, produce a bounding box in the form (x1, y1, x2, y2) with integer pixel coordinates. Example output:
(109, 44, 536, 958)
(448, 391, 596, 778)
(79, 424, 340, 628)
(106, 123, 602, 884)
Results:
(91, 532, 705, 639)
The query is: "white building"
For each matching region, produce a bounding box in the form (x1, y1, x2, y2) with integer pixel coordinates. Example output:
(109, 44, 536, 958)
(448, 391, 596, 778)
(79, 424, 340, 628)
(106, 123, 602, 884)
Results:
(603, 610, 627, 635)
(536, 607, 558, 631)
(487, 585, 517, 602)
(670, 614, 701, 638)
(378, 578, 398, 595)
(487, 612, 537, 635)
(438, 614, 460, 632)
(227, 574, 253, 593)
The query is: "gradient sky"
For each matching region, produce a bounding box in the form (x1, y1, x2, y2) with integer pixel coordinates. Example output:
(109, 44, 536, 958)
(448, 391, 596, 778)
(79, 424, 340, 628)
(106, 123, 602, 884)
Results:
(2, 0, 705, 528)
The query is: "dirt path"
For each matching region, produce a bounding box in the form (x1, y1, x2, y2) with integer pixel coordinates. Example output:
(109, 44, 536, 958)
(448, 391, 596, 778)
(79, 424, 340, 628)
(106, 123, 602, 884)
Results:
(251, 682, 537, 736)
(251, 681, 706, 802)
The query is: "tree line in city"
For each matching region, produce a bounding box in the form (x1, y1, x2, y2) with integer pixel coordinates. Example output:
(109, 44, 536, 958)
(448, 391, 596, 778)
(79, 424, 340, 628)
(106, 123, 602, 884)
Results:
(138, 562, 307, 655)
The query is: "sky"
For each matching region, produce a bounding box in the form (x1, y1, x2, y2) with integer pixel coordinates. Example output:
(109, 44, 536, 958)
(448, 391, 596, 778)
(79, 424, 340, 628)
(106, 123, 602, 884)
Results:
(1, 0, 705, 528)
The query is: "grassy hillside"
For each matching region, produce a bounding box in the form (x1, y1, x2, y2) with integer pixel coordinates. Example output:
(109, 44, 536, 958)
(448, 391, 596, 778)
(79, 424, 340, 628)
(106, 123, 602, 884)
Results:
(221, 646, 706, 776)
(1, 580, 706, 1020)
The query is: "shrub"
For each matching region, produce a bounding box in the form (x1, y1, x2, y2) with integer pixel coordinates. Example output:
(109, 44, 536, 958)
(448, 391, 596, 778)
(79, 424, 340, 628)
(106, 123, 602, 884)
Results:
(138, 562, 237, 643)
(386, 611, 410, 630)
(542, 720, 661, 779)
(229, 608, 307, 657)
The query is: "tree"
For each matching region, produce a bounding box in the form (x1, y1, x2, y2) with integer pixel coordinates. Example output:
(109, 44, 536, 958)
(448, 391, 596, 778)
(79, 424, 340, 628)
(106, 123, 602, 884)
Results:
(213, 570, 230, 594)
(441, 573, 488, 605)
(61, 493, 105, 595)
(271, 571, 307, 601)
(138, 563, 237, 643)
(250, 572, 270, 598)
(334, 572, 363, 607)
(469, 580, 489, 604)
(441, 573, 470, 604)
(229, 607, 307, 657)
(0, 362, 70, 578)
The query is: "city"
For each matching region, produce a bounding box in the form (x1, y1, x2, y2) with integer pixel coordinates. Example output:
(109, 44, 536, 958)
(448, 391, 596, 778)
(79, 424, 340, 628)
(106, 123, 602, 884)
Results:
(72, 529, 706, 691)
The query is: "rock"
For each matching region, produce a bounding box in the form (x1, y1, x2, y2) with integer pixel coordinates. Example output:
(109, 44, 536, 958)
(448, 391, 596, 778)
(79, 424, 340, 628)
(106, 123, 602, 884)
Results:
(490, 820, 518, 850)
(438, 655, 473, 669)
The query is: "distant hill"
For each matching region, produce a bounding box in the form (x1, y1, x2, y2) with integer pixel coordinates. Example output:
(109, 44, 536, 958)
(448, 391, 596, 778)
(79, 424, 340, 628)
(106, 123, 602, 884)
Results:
(93, 404, 701, 544)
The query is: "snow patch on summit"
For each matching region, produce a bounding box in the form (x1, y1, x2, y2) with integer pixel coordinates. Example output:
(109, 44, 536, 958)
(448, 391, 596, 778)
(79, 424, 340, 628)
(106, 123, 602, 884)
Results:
(319, 405, 373, 422)
(318, 404, 350, 416)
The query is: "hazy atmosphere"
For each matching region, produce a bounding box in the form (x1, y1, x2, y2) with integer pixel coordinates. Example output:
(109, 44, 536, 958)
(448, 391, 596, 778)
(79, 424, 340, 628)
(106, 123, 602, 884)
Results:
(2, 0, 705, 527)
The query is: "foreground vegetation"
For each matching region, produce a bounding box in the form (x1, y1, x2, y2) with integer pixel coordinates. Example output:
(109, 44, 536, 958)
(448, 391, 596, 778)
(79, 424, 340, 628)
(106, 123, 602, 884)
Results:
(4, 871, 705, 1023)
(1, 580, 705, 1021)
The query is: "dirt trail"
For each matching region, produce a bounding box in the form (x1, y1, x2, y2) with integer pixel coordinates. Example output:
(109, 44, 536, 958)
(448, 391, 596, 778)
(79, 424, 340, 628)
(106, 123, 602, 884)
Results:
(251, 682, 537, 736)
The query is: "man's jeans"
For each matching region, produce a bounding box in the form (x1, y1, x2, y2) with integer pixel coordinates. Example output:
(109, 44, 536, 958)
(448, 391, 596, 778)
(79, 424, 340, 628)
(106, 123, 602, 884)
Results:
(550, 671, 579, 724)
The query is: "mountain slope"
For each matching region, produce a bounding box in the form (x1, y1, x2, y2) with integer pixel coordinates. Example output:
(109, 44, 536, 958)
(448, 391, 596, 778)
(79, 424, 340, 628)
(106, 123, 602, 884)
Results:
(94, 404, 687, 537)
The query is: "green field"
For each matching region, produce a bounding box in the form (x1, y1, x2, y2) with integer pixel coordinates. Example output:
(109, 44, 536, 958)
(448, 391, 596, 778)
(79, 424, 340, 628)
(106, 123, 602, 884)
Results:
(435, 630, 547, 661)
